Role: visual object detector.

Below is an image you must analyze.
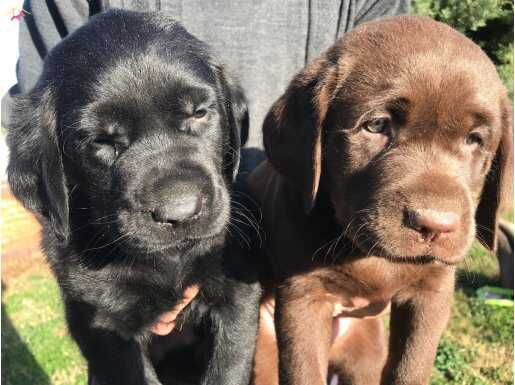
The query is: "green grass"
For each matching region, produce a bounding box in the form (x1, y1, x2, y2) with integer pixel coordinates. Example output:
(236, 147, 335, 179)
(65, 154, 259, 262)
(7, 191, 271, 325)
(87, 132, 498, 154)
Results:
(1, 242, 513, 385)
(430, 242, 514, 385)
(2, 274, 86, 385)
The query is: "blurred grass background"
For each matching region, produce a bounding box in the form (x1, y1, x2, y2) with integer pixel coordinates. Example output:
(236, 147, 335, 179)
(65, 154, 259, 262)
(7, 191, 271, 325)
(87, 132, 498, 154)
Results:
(430, 244, 513, 385)
(1, 1, 514, 385)
(2, 186, 86, 385)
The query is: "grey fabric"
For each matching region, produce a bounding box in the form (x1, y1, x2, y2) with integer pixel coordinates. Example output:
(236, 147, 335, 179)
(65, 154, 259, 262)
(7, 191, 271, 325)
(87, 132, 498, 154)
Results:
(2, 0, 409, 148)
(17, 0, 90, 93)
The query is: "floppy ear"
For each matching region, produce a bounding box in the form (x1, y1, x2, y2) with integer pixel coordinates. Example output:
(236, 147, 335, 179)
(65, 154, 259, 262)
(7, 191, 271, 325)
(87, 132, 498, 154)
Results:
(219, 71, 249, 181)
(263, 56, 337, 214)
(476, 96, 513, 251)
(7, 87, 70, 243)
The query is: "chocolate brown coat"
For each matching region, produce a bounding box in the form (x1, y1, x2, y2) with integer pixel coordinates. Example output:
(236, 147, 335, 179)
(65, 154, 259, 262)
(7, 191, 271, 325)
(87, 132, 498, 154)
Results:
(249, 15, 513, 385)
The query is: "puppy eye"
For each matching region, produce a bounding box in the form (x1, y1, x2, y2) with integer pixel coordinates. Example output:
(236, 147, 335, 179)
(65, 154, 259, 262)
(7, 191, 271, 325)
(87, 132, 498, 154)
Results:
(364, 118, 390, 134)
(93, 138, 120, 159)
(193, 108, 207, 119)
(466, 132, 483, 147)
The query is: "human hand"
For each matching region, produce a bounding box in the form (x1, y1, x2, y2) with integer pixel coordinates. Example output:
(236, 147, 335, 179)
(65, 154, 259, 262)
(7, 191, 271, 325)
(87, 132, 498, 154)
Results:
(150, 285, 200, 335)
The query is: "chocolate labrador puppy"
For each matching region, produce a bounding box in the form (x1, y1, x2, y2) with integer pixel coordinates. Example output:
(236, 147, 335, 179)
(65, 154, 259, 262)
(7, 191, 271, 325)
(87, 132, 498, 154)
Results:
(7, 10, 260, 385)
(248, 15, 512, 385)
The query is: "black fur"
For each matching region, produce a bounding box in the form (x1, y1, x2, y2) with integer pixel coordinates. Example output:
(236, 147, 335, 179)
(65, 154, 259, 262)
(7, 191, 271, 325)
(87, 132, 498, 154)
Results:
(7, 10, 260, 385)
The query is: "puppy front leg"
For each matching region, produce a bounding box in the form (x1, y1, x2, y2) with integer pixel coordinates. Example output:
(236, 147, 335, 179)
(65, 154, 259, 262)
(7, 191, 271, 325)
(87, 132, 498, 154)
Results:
(86, 342, 160, 385)
(66, 300, 161, 385)
(84, 334, 160, 385)
(201, 281, 261, 385)
(382, 269, 455, 385)
(275, 283, 334, 385)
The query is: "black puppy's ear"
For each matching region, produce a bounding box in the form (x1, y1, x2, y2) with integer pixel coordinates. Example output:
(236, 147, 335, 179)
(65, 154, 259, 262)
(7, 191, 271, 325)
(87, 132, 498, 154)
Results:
(7, 88, 70, 243)
(476, 95, 513, 251)
(263, 55, 338, 214)
(218, 69, 249, 181)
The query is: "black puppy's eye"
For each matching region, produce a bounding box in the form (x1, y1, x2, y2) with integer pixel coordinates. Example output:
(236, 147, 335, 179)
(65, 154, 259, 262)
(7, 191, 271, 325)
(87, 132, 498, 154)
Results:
(193, 108, 207, 119)
(364, 118, 390, 134)
(466, 132, 483, 147)
(93, 138, 120, 159)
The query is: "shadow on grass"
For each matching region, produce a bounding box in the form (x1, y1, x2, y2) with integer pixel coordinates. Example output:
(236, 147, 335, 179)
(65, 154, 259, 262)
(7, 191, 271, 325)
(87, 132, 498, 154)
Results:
(1, 281, 50, 385)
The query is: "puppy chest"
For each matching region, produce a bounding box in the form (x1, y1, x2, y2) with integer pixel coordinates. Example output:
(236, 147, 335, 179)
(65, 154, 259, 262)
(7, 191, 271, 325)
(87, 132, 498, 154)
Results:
(316, 260, 420, 317)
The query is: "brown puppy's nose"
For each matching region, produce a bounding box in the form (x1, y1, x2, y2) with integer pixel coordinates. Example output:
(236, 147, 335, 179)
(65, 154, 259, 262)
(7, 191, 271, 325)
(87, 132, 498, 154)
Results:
(406, 209, 459, 241)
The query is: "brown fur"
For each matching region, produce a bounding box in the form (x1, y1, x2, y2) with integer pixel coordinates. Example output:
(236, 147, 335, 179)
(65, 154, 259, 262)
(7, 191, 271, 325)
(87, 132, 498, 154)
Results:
(249, 16, 512, 385)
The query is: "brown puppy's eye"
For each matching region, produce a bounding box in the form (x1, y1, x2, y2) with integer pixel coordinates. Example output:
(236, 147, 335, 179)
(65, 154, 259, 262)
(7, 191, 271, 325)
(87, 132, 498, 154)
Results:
(364, 118, 390, 134)
(466, 132, 483, 147)
(193, 108, 207, 119)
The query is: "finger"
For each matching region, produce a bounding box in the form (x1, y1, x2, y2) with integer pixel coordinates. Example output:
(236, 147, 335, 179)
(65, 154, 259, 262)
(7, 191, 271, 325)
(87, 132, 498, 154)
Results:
(156, 285, 200, 324)
(157, 310, 177, 324)
(182, 285, 200, 301)
(156, 285, 199, 325)
(150, 321, 176, 336)
(171, 285, 200, 315)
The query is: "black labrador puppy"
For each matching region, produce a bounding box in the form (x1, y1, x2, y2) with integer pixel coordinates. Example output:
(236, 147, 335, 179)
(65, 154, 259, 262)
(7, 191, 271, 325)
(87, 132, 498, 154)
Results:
(7, 10, 260, 385)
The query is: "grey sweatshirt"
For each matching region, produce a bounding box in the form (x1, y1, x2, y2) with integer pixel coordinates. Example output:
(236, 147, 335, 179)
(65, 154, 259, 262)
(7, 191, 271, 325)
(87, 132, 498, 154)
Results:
(1, 0, 409, 148)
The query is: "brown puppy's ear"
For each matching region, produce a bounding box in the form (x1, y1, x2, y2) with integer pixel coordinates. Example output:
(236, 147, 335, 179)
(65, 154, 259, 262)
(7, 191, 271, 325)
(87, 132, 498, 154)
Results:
(263, 57, 337, 214)
(7, 87, 70, 243)
(476, 96, 513, 251)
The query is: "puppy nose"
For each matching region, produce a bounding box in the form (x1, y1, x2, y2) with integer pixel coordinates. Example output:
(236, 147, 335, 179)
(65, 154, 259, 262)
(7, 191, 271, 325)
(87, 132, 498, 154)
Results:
(152, 189, 202, 224)
(405, 209, 459, 241)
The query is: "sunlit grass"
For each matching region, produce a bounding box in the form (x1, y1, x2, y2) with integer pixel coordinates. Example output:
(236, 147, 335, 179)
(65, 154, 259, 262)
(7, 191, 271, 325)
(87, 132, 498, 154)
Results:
(430, 242, 514, 385)
(2, 273, 86, 385)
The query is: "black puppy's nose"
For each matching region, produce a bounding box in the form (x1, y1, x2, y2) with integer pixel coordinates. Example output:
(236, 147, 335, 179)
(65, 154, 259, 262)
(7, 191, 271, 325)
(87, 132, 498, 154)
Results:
(152, 186, 202, 224)
(405, 208, 459, 241)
